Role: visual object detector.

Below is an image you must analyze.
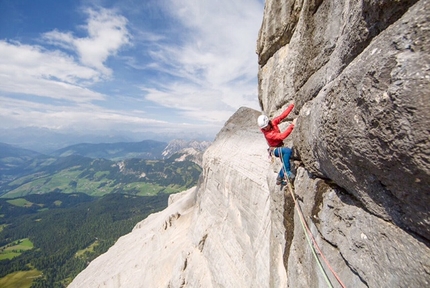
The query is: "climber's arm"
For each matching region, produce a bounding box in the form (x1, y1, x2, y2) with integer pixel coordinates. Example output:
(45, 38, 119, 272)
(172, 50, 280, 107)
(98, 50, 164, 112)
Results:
(272, 103, 294, 126)
(278, 123, 294, 140)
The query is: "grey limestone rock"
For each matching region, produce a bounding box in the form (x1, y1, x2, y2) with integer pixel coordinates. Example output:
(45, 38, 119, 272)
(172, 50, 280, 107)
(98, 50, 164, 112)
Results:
(294, 0, 430, 239)
(258, 0, 430, 286)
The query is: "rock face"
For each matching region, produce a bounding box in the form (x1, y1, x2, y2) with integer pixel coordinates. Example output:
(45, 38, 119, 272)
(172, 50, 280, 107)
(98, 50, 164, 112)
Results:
(69, 1, 430, 287)
(258, 0, 430, 287)
(69, 107, 290, 287)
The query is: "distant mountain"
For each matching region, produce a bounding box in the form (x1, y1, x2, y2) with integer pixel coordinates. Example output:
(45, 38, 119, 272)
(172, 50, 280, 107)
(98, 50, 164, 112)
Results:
(49, 139, 211, 161)
(0, 142, 42, 161)
(0, 143, 47, 182)
(0, 127, 214, 153)
(0, 153, 202, 198)
(169, 148, 205, 166)
(0, 139, 210, 198)
(162, 139, 211, 158)
(51, 140, 167, 160)
(0, 127, 138, 153)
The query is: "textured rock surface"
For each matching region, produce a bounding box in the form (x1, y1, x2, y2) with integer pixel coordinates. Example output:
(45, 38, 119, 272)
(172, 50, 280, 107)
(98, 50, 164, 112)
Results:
(259, 0, 430, 287)
(69, 107, 290, 287)
(258, 0, 420, 114)
(289, 167, 429, 287)
(295, 1, 430, 238)
(69, 1, 430, 287)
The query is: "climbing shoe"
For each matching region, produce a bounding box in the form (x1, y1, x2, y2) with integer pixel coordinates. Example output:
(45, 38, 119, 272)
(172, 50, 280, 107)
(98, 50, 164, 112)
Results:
(276, 176, 288, 190)
(280, 181, 288, 191)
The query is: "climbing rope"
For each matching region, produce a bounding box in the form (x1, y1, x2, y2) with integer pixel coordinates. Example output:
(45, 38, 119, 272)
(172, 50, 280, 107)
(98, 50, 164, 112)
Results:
(279, 148, 346, 288)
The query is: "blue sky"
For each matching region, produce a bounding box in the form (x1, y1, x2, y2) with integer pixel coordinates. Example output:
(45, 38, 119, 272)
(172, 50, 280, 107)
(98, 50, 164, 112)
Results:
(0, 0, 264, 143)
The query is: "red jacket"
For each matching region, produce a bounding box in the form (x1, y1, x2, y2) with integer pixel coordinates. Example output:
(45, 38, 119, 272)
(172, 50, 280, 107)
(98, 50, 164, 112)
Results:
(261, 104, 295, 147)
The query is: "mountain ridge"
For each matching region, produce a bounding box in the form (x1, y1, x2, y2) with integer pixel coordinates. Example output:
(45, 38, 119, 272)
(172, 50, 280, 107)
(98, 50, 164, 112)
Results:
(0, 140, 208, 198)
(50, 140, 167, 160)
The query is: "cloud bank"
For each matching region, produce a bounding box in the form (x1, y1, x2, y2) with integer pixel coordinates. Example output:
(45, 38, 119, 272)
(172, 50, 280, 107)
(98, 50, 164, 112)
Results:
(0, 1, 264, 143)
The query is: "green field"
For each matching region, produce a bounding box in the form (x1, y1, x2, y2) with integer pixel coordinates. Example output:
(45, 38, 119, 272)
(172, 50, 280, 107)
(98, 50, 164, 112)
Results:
(0, 238, 34, 260)
(0, 224, 7, 232)
(6, 198, 34, 207)
(4, 169, 83, 198)
(0, 269, 42, 288)
(75, 240, 99, 257)
(123, 182, 164, 196)
(4, 175, 193, 198)
(7, 173, 44, 187)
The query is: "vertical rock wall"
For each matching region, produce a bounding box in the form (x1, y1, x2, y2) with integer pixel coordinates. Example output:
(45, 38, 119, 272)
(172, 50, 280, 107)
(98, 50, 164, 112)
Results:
(257, 0, 430, 287)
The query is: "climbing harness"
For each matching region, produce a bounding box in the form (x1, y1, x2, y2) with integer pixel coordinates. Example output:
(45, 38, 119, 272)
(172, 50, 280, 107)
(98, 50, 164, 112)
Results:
(279, 149, 346, 288)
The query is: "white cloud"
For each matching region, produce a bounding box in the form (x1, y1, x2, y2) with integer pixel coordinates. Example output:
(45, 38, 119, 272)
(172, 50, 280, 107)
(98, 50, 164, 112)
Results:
(43, 8, 131, 76)
(0, 8, 131, 104)
(0, 40, 104, 102)
(0, 2, 263, 142)
(143, 79, 258, 124)
(0, 96, 168, 131)
(164, 0, 262, 82)
(0, 95, 221, 142)
(139, 0, 263, 123)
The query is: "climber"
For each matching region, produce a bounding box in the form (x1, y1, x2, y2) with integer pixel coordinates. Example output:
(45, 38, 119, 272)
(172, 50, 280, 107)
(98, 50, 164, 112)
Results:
(257, 103, 296, 187)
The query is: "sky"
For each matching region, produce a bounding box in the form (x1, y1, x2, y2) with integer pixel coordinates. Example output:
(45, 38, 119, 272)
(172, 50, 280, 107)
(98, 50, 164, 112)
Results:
(0, 0, 265, 146)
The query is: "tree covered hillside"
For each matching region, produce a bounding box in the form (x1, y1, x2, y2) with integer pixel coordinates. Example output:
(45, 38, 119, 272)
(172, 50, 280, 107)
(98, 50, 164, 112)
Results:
(0, 192, 169, 287)
(1, 155, 202, 198)
(0, 141, 205, 287)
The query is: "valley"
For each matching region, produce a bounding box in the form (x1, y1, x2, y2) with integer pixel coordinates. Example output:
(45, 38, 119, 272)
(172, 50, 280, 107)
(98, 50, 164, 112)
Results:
(0, 140, 206, 287)
(1, 155, 202, 198)
(0, 140, 205, 198)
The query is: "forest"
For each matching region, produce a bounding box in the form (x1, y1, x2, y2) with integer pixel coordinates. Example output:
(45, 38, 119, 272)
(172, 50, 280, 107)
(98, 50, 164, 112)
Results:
(0, 192, 169, 287)
(0, 143, 203, 286)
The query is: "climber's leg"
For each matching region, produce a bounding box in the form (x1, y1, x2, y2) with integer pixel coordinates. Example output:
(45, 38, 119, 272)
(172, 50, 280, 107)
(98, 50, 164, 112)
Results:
(274, 147, 293, 179)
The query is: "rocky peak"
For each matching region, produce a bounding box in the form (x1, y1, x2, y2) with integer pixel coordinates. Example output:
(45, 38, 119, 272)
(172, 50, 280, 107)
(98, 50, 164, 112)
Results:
(162, 139, 211, 159)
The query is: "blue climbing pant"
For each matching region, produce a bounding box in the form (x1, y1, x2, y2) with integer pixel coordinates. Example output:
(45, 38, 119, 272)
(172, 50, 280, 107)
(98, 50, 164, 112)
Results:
(274, 147, 292, 179)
